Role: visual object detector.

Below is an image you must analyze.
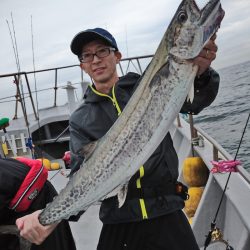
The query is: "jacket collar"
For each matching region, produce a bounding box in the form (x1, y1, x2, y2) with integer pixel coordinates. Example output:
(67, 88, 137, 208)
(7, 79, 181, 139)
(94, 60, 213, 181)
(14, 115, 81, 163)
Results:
(84, 72, 140, 103)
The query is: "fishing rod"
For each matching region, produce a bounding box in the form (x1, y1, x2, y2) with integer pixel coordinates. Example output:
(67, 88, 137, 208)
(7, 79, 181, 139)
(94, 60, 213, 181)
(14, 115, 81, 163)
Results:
(29, 14, 43, 160)
(6, 20, 18, 71)
(11, 13, 35, 157)
(30, 16, 64, 180)
(5, 14, 28, 156)
(204, 113, 250, 249)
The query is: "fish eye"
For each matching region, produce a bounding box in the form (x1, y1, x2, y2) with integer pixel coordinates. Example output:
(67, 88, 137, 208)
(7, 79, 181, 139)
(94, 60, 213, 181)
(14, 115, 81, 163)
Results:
(178, 11, 188, 23)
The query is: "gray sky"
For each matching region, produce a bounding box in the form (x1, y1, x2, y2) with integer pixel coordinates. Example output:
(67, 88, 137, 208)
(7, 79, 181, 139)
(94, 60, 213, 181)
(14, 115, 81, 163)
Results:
(0, 0, 250, 74)
(0, 0, 250, 118)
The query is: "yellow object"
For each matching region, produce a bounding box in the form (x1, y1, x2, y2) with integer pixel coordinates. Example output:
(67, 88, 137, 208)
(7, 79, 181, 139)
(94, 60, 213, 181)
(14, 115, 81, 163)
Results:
(182, 157, 208, 187)
(50, 162, 60, 170)
(184, 187, 204, 218)
(2, 143, 8, 155)
(37, 158, 51, 170)
(136, 166, 148, 219)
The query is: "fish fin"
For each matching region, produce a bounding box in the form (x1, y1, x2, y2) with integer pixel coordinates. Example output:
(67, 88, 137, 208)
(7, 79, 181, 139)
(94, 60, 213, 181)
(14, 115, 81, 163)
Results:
(117, 184, 128, 208)
(103, 185, 121, 200)
(186, 82, 194, 103)
(80, 141, 98, 160)
(102, 184, 128, 208)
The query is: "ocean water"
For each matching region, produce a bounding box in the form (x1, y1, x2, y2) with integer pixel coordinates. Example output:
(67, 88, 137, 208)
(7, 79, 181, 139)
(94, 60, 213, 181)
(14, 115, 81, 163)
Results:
(194, 60, 250, 170)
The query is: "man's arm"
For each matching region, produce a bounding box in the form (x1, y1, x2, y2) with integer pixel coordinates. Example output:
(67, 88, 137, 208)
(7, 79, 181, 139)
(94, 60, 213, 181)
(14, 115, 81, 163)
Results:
(68, 104, 93, 175)
(181, 68, 220, 114)
(181, 34, 220, 114)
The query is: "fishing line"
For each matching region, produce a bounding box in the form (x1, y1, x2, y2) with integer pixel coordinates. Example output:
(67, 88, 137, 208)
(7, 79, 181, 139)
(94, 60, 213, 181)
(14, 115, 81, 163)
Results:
(30, 14, 44, 160)
(49, 169, 62, 181)
(204, 112, 250, 249)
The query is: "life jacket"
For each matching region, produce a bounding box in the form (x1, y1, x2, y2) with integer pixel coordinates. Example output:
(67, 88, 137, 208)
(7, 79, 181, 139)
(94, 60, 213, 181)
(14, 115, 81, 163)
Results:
(8, 157, 48, 212)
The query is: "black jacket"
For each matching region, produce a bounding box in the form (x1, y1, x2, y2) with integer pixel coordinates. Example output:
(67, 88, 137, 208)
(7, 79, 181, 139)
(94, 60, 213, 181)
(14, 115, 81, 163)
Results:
(69, 68, 219, 224)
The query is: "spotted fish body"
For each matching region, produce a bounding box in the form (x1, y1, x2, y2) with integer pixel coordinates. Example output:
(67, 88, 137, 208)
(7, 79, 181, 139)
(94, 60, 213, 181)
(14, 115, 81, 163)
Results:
(39, 0, 225, 225)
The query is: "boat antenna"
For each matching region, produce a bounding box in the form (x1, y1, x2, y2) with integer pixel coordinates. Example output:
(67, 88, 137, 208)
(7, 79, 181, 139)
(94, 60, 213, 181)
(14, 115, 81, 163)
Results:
(204, 113, 250, 249)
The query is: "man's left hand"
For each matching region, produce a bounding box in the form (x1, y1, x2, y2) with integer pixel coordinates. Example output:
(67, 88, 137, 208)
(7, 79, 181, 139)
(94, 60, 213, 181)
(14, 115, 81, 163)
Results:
(16, 210, 59, 245)
(192, 34, 218, 76)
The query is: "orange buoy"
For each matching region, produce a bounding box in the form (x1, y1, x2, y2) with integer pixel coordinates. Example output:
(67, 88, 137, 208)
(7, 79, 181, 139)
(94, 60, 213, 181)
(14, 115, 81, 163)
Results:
(182, 157, 208, 187)
(50, 162, 60, 170)
(184, 187, 204, 218)
(37, 158, 51, 170)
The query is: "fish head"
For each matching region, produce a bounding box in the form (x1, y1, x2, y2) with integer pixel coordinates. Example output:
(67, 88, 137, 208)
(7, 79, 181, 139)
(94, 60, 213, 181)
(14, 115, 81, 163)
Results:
(169, 0, 225, 59)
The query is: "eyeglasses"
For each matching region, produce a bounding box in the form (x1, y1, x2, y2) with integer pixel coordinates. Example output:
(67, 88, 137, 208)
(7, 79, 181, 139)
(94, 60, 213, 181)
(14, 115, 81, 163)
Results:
(79, 47, 116, 63)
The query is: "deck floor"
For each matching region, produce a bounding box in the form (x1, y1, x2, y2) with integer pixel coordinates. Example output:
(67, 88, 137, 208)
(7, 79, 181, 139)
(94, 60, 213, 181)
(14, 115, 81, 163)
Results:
(48, 169, 102, 250)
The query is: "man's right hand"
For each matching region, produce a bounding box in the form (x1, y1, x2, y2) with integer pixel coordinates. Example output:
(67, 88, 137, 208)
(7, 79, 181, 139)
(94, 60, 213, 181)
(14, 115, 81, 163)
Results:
(16, 210, 59, 245)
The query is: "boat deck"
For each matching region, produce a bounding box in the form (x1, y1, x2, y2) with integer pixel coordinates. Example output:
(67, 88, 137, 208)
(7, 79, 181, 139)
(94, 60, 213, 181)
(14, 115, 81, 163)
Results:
(48, 166, 101, 250)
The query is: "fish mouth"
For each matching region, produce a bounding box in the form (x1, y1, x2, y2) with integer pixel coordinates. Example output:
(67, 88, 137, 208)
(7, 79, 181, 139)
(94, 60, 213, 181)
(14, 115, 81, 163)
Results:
(197, 0, 225, 25)
(190, 0, 202, 13)
(188, 0, 224, 24)
(191, 0, 219, 13)
(197, 0, 225, 45)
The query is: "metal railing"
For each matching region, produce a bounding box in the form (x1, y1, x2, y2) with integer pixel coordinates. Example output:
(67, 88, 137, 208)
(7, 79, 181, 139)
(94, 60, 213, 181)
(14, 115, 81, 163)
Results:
(0, 55, 154, 125)
(0, 64, 82, 125)
(3, 55, 248, 183)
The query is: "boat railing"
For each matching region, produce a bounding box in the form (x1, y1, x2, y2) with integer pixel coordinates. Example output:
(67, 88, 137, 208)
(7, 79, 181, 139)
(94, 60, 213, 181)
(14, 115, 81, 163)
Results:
(0, 64, 82, 125)
(119, 54, 153, 75)
(185, 115, 250, 184)
(1, 55, 249, 182)
(0, 55, 154, 126)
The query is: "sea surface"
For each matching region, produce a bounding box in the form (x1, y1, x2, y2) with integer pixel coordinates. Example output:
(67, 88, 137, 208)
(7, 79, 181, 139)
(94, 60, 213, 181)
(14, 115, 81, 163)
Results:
(194, 60, 250, 170)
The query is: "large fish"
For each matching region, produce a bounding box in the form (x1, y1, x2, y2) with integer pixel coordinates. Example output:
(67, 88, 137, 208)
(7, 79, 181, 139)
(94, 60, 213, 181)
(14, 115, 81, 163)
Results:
(39, 0, 225, 225)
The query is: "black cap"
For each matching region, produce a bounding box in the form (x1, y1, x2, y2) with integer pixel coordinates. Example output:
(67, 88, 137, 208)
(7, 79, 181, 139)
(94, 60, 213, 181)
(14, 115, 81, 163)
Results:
(70, 27, 118, 56)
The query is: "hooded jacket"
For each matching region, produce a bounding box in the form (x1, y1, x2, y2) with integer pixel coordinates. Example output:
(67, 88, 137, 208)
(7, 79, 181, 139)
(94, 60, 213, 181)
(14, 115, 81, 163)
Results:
(69, 68, 219, 224)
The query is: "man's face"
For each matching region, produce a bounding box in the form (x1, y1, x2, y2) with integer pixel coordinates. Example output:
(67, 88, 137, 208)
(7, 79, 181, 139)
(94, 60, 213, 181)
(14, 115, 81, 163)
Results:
(80, 40, 121, 85)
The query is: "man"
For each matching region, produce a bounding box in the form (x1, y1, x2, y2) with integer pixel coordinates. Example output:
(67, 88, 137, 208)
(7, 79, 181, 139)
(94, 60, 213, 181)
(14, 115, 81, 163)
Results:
(16, 27, 219, 249)
(0, 157, 76, 250)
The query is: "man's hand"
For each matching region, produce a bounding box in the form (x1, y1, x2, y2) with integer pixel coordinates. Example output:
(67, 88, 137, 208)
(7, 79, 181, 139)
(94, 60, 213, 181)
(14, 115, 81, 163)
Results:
(192, 34, 218, 76)
(16, 210, 59, 245)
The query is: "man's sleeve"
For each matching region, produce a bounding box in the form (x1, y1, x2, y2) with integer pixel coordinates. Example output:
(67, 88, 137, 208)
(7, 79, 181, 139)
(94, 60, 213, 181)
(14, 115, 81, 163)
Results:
(180, 67, 220, 115)
(68, 114, 91, 175)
